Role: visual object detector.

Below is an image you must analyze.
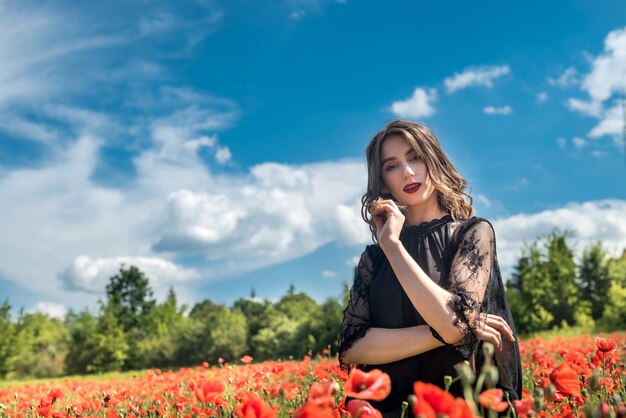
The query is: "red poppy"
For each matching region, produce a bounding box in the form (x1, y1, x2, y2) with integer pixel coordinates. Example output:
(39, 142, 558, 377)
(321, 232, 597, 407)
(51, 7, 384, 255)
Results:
(234, 393, 276, 418)
(596, 337, 617, 353)
(549, 362, 582, 399)
(307, 382, 339, 408)
(413, 382, 456, 415)
(295, 403, 338, 418)
(241, 355, 254, 364)
(344, 369, 391, 401)
(195, 379, 226, 403)
(346, 400, 383, 418)
(513, 398, 534, 418)
(478, 389, 509, 413)
(47, 388, 63, 402)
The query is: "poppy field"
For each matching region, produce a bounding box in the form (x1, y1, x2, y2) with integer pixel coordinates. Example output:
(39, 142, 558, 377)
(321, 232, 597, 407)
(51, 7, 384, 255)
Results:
(0, 334, 625, 417)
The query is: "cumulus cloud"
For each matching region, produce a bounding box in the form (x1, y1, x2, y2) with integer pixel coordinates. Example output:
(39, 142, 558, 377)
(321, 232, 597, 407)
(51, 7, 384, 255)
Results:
(548, 67, 580, 88)
(566, 98, 603, 118)
(444, 65, 510, 93)
(572, 137, 588, 149)
(493, 200, 626, 275)
(391, 87, 437, 118)
(61, 255, 200, 293)
(483, 105, 512, 115)
(33, 302, 68, 319)
(565, 26, 626, 147)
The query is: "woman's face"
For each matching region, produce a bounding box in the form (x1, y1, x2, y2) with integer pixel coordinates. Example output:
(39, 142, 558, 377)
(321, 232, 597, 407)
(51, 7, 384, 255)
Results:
(379, 135, 437, 208)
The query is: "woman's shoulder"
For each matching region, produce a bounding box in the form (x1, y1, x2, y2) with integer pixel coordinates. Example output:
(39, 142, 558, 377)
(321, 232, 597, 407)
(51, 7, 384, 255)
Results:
(452, 216, 496, 242)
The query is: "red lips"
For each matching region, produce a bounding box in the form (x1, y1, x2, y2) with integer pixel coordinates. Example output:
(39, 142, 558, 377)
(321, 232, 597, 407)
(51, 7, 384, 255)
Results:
(403, 182, 421, 193)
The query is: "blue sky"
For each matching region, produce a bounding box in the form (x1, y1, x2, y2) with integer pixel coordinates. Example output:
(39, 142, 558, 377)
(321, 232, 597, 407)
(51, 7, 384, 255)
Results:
(2, 0, 626, 317)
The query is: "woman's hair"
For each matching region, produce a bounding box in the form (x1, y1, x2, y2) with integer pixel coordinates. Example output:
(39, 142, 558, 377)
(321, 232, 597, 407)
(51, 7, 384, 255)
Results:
(361, 120, 473, 241)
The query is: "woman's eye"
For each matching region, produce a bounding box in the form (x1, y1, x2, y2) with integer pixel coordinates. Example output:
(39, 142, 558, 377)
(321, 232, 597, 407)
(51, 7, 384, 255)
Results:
(384, 164, 397, 171)
(409, 154, 419, 161)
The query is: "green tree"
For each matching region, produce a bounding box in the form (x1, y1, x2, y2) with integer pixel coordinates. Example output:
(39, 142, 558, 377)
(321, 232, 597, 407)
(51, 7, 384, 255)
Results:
(105, 265, 156, 333)
(88, 303, 129, 373)
(0, 300, 16, 378)
(65, 309, 98, 375)
(545, 230, 579, 327)
(579, 242, 611, 320)
(8, 311, 69, 378)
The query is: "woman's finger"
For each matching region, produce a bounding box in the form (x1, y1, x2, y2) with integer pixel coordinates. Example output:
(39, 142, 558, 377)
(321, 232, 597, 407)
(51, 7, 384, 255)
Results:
(485, 314, 514, 342)
(476, 322, 503, 351)
(478, 326, 502, 351)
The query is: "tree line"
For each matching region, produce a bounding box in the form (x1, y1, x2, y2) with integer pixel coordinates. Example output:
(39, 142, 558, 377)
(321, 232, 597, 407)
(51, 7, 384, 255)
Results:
(0, 229, 625, 380)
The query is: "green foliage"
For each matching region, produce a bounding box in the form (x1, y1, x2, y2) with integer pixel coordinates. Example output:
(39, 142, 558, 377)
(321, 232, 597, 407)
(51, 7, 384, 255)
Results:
(7, 311, 69, 379)
(579, 242, 611, 320)
(0, 300, 16, 378)
(598, 281, 626, 331)
(65, 309, 98, 375)
(105, 265, 156, 333)
(87, 303, 129, 373)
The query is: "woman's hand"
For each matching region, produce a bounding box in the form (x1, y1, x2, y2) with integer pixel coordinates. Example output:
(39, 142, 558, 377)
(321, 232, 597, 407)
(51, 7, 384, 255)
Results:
(475, 313, 515, 351)
(370, 199, 405, 249)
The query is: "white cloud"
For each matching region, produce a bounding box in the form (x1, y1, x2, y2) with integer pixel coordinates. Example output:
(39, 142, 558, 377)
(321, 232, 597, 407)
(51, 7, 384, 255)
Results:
(483, 105, 512, 115)
(588, 102, 624, 146)
(536, 92, 548, 103)
(566, 98, 603, 117)
(582, 26, 626, 102)
(591, 150, 607, 158)
(215, 146, 232, 164)
(556, 137, 567, 149)
(565, 26, 626, 147)
(322, 270, 337, 278)
(444, 65, 510, 93)
(548, 67, 580, 88)
(33, 302, 67, 319)
(61, 255, 200, 293)
(493, 199, 626, 278)
(391, 87, 437, 118)
(572, 137, 588, 149)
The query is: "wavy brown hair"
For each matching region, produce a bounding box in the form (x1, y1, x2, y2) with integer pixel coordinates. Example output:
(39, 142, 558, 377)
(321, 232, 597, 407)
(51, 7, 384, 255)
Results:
(361, 120, 473, 241)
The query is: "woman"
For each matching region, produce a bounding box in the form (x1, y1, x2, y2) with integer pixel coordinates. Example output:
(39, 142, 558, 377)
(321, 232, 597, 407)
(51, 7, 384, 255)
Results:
(338, 120, 522, 416)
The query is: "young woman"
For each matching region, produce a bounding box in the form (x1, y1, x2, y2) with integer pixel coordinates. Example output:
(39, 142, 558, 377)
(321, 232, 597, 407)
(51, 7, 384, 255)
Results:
(338, 120, 522, 416)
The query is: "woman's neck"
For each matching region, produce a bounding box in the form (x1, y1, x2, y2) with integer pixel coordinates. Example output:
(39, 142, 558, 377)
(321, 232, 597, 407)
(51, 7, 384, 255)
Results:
(404, 199, 448, 226)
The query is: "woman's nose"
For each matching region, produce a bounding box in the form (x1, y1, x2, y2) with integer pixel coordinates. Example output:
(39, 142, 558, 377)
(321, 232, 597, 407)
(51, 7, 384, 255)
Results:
(403, 164, 415, 179)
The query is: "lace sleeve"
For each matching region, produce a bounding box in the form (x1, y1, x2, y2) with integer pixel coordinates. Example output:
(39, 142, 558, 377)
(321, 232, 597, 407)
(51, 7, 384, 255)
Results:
(443, 219, 495, 359)
(338, 245, 378, 372)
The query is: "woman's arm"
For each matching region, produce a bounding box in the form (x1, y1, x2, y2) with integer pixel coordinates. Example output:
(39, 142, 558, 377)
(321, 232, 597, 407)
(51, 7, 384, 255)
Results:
(341, 325, 444, 365)
(371, 201, 513, 347)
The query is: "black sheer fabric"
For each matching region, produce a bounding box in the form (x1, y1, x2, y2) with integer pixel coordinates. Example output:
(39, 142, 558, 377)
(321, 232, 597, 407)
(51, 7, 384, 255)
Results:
(338, 215, 522, 413)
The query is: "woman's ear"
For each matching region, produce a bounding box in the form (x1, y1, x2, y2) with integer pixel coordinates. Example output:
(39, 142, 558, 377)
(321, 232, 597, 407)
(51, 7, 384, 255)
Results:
(380, 184, 389, 194)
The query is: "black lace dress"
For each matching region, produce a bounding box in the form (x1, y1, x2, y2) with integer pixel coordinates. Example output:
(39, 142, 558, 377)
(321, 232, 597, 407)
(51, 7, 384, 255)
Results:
(338, 215, 522, 413)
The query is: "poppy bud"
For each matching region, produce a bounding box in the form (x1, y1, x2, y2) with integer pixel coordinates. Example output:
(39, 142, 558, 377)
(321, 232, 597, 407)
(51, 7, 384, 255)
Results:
(454, 361, 475, 386)
(483, 365, 499, 386)
(533, 388, 544, 411)
(407, 394, 417, 408)
(483, 342, 495, 358)
(544, 384, 556, 400)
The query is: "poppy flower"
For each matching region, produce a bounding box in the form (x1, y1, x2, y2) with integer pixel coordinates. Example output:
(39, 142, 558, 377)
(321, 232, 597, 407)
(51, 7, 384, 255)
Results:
(295, 403, 338, 418)
(346, 400, 383, 418)
(307, 381, 339, 408)
(344, 369, 391, 401)
(596, 337, 617, 353)
(234, 393, 276, 418)
(478, 388, 508, 413)
(513, 398, 534, 418)
(241, 355, 254, 364)
(413, 381, 456, 415)
(195, 379, 226, 403)
(549, 362, 582, 399)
